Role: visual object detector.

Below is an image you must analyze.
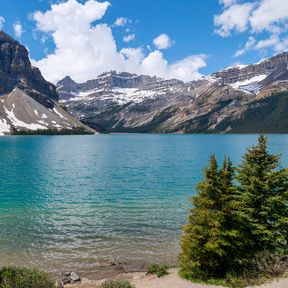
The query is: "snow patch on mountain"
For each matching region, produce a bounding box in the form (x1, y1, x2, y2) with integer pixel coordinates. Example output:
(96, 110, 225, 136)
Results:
(230, 74, 267, 93)
(4, 106, 48, 130)
(53, 107, 68, 120)
(224, 64, 248, 71)
(0, 118, 11, 135)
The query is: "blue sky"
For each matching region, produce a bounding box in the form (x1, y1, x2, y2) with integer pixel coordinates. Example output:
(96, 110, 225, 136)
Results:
(0, 0, 287, 83)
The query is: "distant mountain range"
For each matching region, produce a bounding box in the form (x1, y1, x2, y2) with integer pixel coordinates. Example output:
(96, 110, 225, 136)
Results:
(57, 52, 288, 133)
(1, 30, 288, 135)
(0, 31, 94, 135)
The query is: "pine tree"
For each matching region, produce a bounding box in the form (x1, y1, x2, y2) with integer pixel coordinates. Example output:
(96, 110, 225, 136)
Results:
(179, 155, 236, 279)
(235, 135, 288, 259)
(180, 136, 288, 282)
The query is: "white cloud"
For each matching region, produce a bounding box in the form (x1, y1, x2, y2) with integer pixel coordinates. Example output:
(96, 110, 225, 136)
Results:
(234, 36, 256, 57)
(219, 0, 236, 7)
(255, 35, 279, 49)
(13, 22, 24, 38)
(214, 3, 254, 37)
(274, 37, 288, 53)
(123, 33, 135, 43)
(141, 50, 207, 82)
(31, 0, 206, 83)
(166, 54, 207, 81)
(249, 0, 288, 33)
(114, 17, 127, 27)
(120, 47, 145, 65)
(0, 16, 5, 30)
(153, 33, 173, 50)
(215, 0, 288, 56)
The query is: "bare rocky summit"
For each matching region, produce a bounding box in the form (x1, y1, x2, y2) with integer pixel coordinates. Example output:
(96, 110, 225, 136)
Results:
(0, 31, 58, 104)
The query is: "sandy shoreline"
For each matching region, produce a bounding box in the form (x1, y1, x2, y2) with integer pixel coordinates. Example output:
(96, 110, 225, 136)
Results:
(65, 268, 288, 288)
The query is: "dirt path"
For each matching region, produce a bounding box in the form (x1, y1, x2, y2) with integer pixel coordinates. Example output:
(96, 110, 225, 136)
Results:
(66, 268, 288, 288)
(255, 278, 288, 288)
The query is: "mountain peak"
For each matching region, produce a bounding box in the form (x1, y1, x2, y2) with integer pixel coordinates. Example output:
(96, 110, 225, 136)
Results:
(0, 30, 58, 102)
(0, 30, 18, 45)
(59, 76, 77, 85)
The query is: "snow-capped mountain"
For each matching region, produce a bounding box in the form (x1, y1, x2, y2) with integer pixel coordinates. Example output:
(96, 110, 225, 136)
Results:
(0, 31, 94, 135)
(212, 52, 288, 95)
(58, 51, 288, 133)
(57, 71, 183, 104)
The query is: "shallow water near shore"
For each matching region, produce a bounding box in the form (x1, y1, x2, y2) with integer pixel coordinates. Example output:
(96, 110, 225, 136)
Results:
(1, 134, 288, 279)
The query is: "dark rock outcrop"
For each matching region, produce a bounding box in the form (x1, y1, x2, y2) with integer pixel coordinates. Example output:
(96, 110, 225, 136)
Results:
(0, 30, 58, 106)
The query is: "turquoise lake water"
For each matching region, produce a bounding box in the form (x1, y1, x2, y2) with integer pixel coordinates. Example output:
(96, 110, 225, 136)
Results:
(1, 134, 288, 278)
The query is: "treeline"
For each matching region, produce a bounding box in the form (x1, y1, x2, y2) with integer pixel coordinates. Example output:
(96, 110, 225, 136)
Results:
(179, 135, 288, 287)
(227, 91, 288, 133)
(11, 127, 94, 135)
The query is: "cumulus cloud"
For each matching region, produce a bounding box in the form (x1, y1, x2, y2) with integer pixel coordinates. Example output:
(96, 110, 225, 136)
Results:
(214, 3, 254, 37)
(215, 0, 288, 55)
(219, 0, 236, 7)
(13, 22, 24, 38)
(234, 36, 256, 57)
(255, 35, 279, 50)
(114, 17, 127, 27)
(153, 33, 173, 50)
(31, 0, 206, 83)
(123, 33, 135, 43)
(274, 38, 288, 53)
(0, 16, 5, 30)
(249, 0, 288, 33)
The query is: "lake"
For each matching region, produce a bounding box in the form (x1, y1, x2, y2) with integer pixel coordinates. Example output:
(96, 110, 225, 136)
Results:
(0, 134, 288, 278)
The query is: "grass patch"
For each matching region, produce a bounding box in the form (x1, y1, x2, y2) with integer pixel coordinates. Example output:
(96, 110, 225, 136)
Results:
(0, 266, 55, 288)
(99, 280, 135, 288)
(146, 264, 169, 278)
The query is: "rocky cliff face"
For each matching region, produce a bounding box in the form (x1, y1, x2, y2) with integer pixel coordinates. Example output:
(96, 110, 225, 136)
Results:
(58, 51, 288, 133)
(0, 31, 94, 135)
(212, 52, 288, 84)
(0, 31, 58, 106)
(211, 52, 288, 94)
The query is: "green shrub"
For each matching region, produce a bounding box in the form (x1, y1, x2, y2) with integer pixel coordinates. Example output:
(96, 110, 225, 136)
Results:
(146, 264, 169, 278)
(244, 251, 288, 279)
(0, 266, 55, 288)
(99, 280, 135, 288)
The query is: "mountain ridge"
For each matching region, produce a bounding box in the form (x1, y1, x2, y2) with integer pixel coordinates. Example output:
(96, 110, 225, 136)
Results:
(57, 51, 288, 133)
(1, 30, 288, 135)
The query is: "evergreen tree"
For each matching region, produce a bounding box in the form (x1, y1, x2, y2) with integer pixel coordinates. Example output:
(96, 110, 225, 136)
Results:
(180, 136, 288, 283)
(179, 155, 236, 279)
(235, 135, 288, 258)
